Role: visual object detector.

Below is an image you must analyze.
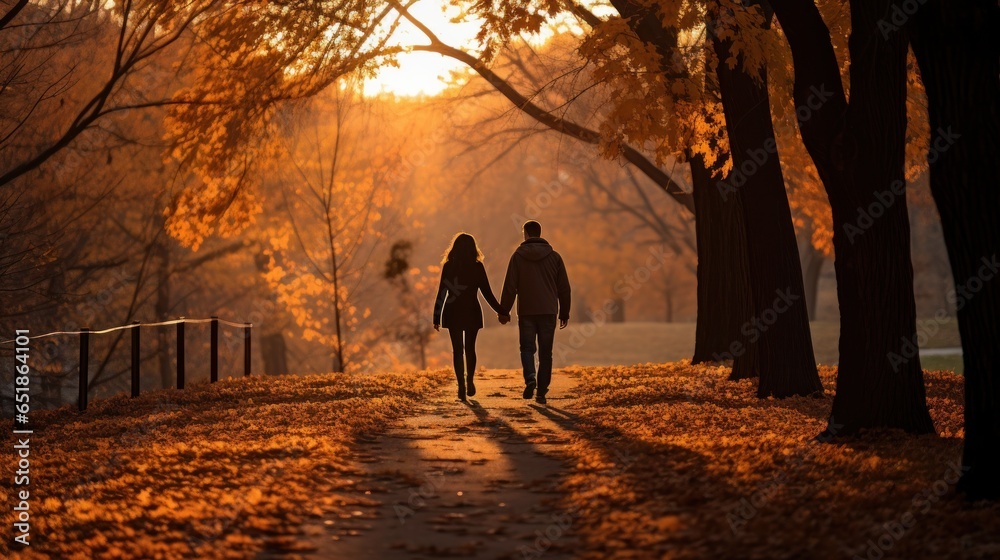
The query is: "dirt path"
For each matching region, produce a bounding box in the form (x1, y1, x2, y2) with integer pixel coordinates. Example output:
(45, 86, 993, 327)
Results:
(301, 368, 582, 559)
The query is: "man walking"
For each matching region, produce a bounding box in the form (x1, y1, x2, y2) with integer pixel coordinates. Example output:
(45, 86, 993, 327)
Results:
(498, 220, 571, 404)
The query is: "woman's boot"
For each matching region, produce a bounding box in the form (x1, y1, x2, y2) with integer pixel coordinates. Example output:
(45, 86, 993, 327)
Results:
(466, 370, 476, 397)
(456, 371, 467, 401)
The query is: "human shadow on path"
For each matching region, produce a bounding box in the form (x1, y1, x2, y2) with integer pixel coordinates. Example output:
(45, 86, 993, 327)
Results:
(305, 372, 583, 559)
(303, 370, 747, 559)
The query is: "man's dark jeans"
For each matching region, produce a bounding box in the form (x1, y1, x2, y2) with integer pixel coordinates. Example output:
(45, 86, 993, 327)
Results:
(518, 314, 557, 395)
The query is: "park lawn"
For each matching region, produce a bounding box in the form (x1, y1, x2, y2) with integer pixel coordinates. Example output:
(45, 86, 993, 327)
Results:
(437, 319, 963, 370)
(1, 369, 445, 559)
(920, 355, 964, 374)
(557, 362, 999, 559)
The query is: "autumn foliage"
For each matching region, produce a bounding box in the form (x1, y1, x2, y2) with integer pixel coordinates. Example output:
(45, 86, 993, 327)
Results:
(561, 363, 1000, 558)
(0, 370, 444, 558)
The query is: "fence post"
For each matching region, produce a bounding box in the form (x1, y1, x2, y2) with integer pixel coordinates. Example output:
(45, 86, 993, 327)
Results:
(79, 328, 89, 412)
(131, 321, 140, 398)
(244, 323, 252, 377)
(177, 318, 185, 390)
(210, 316, 219, 383)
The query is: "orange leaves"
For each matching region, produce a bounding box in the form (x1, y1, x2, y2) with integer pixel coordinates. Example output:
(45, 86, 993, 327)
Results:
(466, 0, 565, 60)
(904, 51, 932, 184)
(160, 1, 395, 247)
(165, 179, 265, 251)
(0, 369, 444, 558)
(709, 0, 773, 79)
(555, 361, 995, 559)
(572, 2, 764, 171)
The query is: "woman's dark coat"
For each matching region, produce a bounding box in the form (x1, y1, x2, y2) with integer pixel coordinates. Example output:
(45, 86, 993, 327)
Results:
(433, 259, 503, 330)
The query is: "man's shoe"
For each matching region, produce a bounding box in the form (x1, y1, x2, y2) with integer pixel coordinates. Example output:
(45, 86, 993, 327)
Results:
(535, 394, 547, 405)
(467, 376, 476, 397)
(522, 381, 536, 399)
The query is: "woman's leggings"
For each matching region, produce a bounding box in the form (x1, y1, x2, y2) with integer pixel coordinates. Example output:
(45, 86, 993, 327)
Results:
(448, 328, 479, 378)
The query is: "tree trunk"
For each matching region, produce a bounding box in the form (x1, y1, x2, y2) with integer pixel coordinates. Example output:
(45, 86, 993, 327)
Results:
(610, 297, 625, 323)
(712, 15, 822, 397)
(912, 0, 1000, 499)
(664, 285, 673, 323)
(254, 250, 292, 379)
(830, 0, 933, 434)
(771, 0, 934, 434)
(605, 1, 752, 369)
(689, 154, 756, 379)
(260, 333, 289, 376)
(800, 241, 825, 321)
(328, 229, 345, 373)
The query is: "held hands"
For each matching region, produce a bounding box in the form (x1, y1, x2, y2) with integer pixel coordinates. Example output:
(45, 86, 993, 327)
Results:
(493, 315, 562, 327)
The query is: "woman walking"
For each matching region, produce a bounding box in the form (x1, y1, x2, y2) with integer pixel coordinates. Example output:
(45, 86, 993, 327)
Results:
(433, 233, 503, 401)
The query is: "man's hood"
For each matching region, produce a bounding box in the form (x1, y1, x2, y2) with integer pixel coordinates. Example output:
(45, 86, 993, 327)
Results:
(515, 238, 554, 261)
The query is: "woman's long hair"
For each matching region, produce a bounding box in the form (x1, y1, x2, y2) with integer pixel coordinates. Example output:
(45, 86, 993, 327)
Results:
(442, 232, 484, 265)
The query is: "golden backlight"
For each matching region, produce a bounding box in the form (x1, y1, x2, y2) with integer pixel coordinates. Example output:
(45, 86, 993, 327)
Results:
(364, 1, 482, 97)
(363, 0, 589, 97)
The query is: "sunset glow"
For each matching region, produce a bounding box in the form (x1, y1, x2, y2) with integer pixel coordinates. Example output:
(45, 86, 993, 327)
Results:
(5, 0, 998, 557)
(363, 0, 592, 97)
(364, 1, 482, 97)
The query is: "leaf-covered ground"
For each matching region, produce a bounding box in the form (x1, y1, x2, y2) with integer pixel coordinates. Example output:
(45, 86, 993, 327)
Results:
(559, 362, 1000, 559)
(5, 362, 998, 559)
(1, 370, 444, 559)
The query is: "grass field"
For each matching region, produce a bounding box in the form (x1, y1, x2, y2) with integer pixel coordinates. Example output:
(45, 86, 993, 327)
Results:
(428, 319, 964, 372)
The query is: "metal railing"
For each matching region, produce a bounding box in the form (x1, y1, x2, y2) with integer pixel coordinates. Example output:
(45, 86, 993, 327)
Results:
(3, 317, 252, 411)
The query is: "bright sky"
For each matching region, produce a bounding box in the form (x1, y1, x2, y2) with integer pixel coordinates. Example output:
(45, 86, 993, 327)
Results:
(363, 0, 599, 97)
(363, 1, 483, 97)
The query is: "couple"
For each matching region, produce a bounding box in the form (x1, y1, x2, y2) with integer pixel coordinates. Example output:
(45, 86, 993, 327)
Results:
(433, 220, 571, 404)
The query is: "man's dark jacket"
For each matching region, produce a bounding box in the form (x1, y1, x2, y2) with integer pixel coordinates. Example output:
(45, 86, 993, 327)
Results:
(500, 238, 571, 320)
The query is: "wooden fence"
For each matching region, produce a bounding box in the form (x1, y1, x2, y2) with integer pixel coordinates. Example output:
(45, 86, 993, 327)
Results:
(5, 317, 252, 411)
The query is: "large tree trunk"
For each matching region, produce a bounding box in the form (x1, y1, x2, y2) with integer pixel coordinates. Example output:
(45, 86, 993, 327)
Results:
(610, 0, 758, 374)
(606, 1, 748, 367)
(912, 0, 1000, 500)
(829, 0, 933, 434)
(613, 0, 813, 390)
(690, 153, 755, 376)
(712, 12, 822, 397)
(771, 0, 934, 434)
